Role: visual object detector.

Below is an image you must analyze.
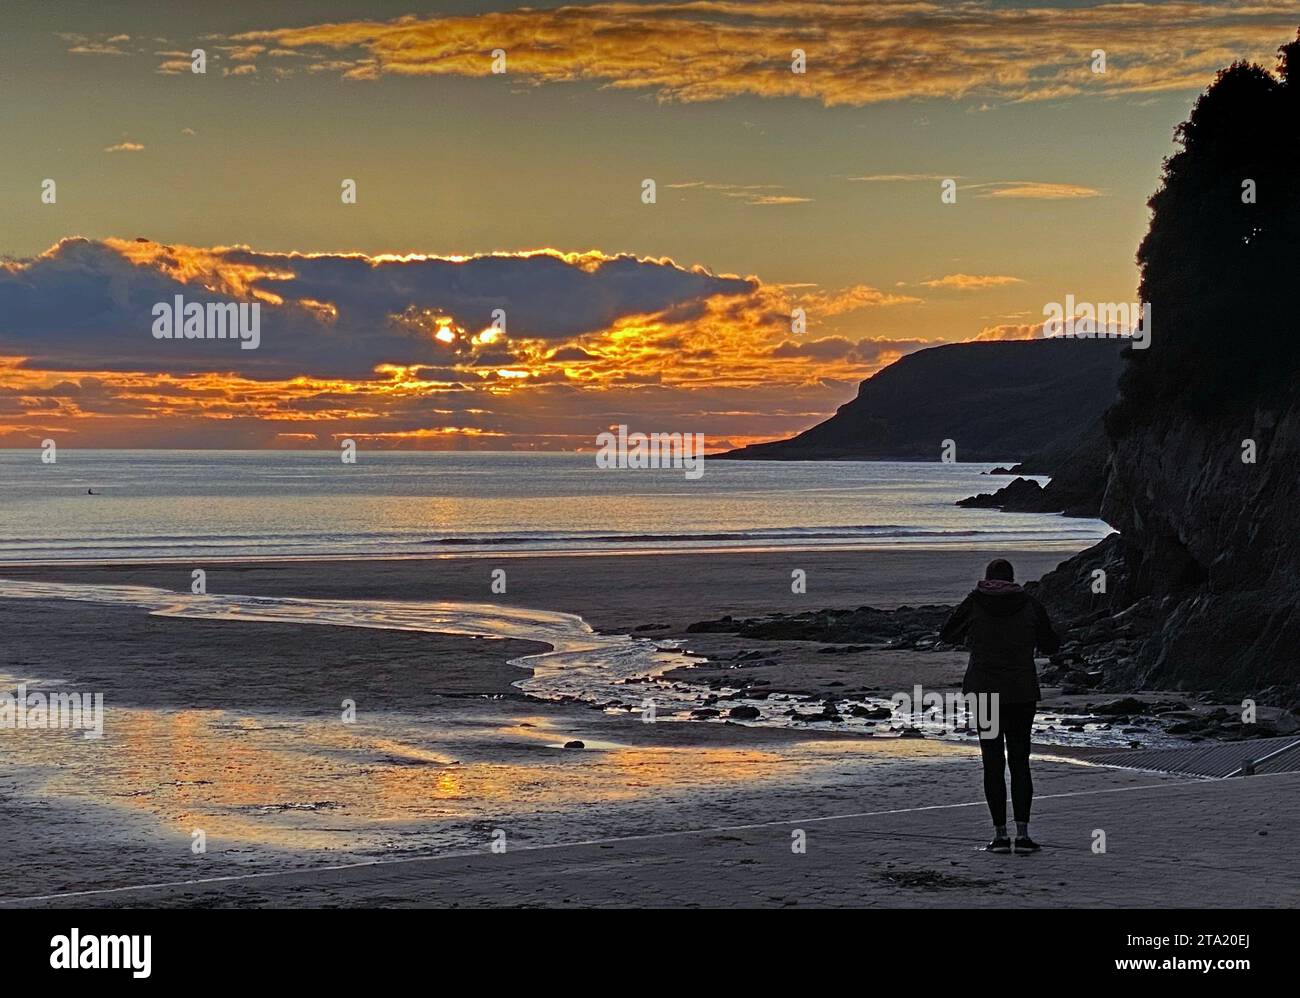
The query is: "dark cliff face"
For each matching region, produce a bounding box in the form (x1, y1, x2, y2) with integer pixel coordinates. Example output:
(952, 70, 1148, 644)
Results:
(1036, 404, 1300, 700)
(1094, 404, 1300, 694)
(719, 338, 1126, 462)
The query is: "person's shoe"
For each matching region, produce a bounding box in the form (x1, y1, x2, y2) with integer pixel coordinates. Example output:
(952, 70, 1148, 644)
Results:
(1013, 835, 1041, 854)
(984, 836, 1011, 853)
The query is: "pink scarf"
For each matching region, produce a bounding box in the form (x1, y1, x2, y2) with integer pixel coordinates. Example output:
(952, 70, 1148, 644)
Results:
(977, 579, 1022, 594)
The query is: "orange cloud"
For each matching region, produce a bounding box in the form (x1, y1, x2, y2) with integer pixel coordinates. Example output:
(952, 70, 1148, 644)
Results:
(920, 274, 1025, 290)
(796, 284, 922, 315)
(188, 2, 1300, 106)
(971, 181, 1103, 200)
(667, 181, 812, 206)
(973, 321, 1047, 341)
(747, 194, 813, 206)
(848, 173, 955, 183)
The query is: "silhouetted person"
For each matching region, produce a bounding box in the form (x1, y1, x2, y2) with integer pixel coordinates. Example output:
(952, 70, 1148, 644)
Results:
(940, 558, 1060, 854)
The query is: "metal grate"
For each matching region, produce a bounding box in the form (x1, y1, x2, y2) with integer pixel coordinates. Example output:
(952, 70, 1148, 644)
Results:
(1091, 736, 1300, 779)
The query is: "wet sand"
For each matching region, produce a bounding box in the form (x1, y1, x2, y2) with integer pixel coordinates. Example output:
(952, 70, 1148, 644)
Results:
(3, 546, 1283, 908)
(0, 547, 1078, 631)
(18, 769, 1294, 909)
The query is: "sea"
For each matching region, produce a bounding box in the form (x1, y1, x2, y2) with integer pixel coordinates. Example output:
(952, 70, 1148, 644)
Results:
(0, 449, 1112, 563)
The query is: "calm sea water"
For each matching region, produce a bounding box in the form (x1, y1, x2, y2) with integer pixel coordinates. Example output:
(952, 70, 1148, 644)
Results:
(0, 450, 1112, 563)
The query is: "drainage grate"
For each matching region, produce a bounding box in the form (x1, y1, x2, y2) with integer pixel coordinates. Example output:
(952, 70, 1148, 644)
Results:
(1091, 736, 1300, 779)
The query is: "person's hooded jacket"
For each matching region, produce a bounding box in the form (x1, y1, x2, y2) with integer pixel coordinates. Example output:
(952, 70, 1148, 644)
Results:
(939, 580, 1060, 703)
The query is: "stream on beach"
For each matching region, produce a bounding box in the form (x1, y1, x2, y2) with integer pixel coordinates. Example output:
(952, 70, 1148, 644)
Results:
(0, 579, 1168, 747)
(0, 579, 1195, 898)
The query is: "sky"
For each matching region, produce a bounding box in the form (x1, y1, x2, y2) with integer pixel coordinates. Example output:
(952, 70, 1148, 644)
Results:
(1, 0, 1297, 450)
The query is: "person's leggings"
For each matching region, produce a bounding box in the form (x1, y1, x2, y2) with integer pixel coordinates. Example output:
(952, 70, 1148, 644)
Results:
(977, 701, 1036, 826)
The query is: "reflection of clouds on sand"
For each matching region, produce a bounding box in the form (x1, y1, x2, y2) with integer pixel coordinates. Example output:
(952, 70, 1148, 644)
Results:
(0, 578, 897, 855)
(7, 696, 961, 856)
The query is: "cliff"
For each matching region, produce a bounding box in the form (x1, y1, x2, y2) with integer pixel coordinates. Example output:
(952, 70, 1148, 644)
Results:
(1030, 34, 1300, 703)
(718, 338, 1126, 463)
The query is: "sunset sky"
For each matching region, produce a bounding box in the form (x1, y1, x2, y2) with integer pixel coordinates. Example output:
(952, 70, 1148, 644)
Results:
(2, 0, 1297, 450)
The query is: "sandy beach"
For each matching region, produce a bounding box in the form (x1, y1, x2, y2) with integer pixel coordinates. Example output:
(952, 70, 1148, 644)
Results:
(3, 547, 1293, 909)
(16, 770, 1298, 909)
(0, 546, 1078, 629)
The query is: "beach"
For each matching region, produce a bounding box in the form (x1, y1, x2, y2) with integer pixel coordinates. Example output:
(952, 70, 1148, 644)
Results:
(0, 546, 1078, 626)
(18, 770, 1299, 909)
(4, 546, 1293, 908)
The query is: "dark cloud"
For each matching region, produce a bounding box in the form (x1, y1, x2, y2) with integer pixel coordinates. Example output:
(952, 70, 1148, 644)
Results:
(547, 346, 598, 361)
(0, 239, 755, 380)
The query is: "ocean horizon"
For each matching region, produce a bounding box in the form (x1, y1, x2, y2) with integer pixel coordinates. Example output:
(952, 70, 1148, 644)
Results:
(0, 449, 1111, 563)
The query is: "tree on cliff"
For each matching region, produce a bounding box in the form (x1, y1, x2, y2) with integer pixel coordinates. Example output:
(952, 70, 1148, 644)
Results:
(1111, 30, 1300, 432)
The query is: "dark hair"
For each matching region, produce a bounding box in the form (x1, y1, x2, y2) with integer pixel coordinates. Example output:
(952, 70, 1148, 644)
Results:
(984, 558, 1015, 582)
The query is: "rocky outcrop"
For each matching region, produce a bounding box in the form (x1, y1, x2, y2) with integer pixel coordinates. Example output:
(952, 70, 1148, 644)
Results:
(956, 476, 1049, 511)
(687, 604, 953, 648)
(956, 413, 1113, 517)
(1010, 416, 1113, 517)
(1027, 404, 1300, 705)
